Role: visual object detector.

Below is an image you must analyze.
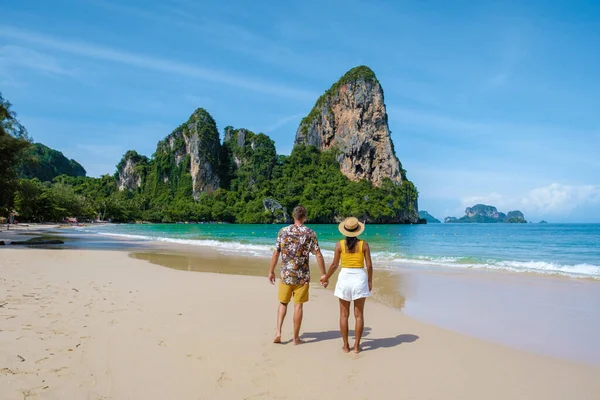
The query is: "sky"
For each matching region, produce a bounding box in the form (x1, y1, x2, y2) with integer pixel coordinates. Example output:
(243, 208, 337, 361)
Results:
(1, 0, 599, 222)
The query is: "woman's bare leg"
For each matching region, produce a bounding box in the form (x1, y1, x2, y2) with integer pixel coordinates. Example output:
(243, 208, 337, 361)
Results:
(353, 297, 366, 353)
(339, 299, 351, 352)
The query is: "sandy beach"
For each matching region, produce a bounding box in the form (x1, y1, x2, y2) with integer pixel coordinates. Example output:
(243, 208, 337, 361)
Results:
(1, 248, 599, 400)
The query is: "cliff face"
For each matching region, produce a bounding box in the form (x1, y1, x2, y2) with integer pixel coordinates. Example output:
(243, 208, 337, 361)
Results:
(295, 66, 403, 187)
(465, 204, 506, 220)
(221, 127, 278, 189)
(154, 109, 221, 200)
(117, 150, 149, 191)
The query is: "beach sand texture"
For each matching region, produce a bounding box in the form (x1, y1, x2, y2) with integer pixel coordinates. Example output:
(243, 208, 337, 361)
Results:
(1, 249, 599, 399)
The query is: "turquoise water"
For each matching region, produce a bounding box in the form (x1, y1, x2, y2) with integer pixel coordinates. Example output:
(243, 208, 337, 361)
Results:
(80, 223, 600, 279)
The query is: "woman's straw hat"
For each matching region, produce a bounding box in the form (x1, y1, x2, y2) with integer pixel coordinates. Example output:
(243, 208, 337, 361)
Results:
(338, 217, 365, 237)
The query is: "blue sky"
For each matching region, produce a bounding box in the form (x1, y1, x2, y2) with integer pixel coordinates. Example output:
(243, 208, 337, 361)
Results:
(1, 0, 599, 222)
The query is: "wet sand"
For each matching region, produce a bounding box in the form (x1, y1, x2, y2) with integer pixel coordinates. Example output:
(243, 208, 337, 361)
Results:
(1, 248, 599, 400)
(133, 246, 600, 365)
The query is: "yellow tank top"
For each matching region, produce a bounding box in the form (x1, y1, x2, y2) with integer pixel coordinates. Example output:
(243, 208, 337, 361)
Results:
(340, 240, 365, 268)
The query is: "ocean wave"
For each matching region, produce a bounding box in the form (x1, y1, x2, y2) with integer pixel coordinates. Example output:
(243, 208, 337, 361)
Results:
(96, 232, 275, 256)
(389, 256, 600, 279)
(92, 231, 600, 279)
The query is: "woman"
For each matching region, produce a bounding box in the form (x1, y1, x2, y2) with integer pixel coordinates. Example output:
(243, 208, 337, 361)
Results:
(321, 217, 373, 353)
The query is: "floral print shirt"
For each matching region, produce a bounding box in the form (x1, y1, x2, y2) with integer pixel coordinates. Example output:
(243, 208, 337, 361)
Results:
(276, 224, 320, 285)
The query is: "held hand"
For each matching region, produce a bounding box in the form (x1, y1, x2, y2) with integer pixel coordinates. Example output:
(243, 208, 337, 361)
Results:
(368, 280, 373, 292)
(268, 272, 276, 285)
(320, 274, 329, 288)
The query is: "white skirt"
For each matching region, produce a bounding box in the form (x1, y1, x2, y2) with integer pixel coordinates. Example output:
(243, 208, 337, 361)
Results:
(334, 268, 370, 301)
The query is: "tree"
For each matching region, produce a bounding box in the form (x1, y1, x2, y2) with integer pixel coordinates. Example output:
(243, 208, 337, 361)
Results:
(0, 92, 31, 216)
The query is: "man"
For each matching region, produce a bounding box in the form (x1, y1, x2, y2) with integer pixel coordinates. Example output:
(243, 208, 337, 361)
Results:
(268, 205, 326, 344)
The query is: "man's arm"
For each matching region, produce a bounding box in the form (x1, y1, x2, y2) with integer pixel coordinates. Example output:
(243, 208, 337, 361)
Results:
(315, 249, 326, 276)
(268, 249, 280, 285)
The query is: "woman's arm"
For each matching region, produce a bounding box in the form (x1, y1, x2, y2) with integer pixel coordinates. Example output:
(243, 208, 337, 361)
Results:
(364, 241, 373, 291)
(322, 242, 341, 282)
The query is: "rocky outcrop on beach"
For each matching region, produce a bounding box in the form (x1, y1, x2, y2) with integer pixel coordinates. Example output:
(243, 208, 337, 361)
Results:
(117, 151, 149, 191)
(152, 109, 221, 200)
(262, 198, 290, 224)
(446, 204, 527, 223)
(294, 66, 404, 187)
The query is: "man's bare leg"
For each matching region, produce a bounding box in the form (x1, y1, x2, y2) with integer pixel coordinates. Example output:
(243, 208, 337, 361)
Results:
(274, 302, 287, 343)
(293, 303, 304, 345)
(339, 299, 351, 353)
(353, 297, 366, 353)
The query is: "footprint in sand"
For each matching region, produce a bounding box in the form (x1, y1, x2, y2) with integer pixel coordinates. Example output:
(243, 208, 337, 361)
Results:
(217, 372, 231, 387)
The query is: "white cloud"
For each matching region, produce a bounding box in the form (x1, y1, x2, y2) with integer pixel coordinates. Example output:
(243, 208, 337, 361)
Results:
(0, 25, 316, 100)
(521, 183, 600, 215)
(459, 183, 600, 219)
(0, 45, 75, 76)
(264, 113, 304, 133)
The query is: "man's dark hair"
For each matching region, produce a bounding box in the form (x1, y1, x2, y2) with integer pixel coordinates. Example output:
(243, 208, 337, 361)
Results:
(293, 205, 307, 221)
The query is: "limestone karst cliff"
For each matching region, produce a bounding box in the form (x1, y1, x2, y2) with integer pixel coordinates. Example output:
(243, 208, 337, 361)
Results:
(149, 108, 221, 200)
(446, 204, 527, 223)
(116, 150, 149, 191)
(295, 66, 404, 187)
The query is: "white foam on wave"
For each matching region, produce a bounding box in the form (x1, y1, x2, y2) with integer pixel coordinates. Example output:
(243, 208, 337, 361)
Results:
(389, 256, 600, 279)
(97, 232, 274, 256)
(93, 232, 600, 279)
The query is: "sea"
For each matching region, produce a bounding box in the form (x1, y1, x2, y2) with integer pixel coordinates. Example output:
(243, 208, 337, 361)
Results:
(81, 222, 600, 280)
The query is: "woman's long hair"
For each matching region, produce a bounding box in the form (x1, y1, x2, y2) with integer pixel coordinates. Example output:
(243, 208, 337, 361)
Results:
(345, 236, 359, 252)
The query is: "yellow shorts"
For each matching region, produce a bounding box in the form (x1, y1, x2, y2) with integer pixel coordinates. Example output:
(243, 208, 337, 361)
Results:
(278, 281, 309, 304)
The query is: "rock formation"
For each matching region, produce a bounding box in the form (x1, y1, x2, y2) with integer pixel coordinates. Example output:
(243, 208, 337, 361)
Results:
(295, 66, 404, 187)
(505, 210, 527, 223)
(117, 150, 149, 191)
(446, 204, 527, 223)
(419, 211, 441, 223)
(221, 127, 277, 190)
(262, 198, 290, 224)
(465, 204, 506, 221)
(153, 108, 221, 200)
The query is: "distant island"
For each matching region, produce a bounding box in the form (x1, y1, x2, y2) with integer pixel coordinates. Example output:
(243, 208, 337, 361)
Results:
(539, 220, 548, 224)
(445, 204, 527, 223)
(419, 211, 441, 223)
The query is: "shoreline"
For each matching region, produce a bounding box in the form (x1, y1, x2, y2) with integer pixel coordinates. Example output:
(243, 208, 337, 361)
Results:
(1, 248, 599, 399)
(75, 223, 600, 281)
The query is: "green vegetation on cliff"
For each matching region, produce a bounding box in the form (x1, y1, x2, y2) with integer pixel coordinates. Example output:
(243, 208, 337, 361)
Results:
(20, 143, 86, 182)
(299, 66, 379, 138)
(4, 66, 419, 224)
(445, 204, 527, 223)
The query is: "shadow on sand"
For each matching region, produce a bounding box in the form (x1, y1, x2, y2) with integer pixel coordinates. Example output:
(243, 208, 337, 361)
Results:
(301, 328, 419, 352)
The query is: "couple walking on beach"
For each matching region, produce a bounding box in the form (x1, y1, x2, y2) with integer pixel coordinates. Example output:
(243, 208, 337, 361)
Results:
(268, 205, 373, 353)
